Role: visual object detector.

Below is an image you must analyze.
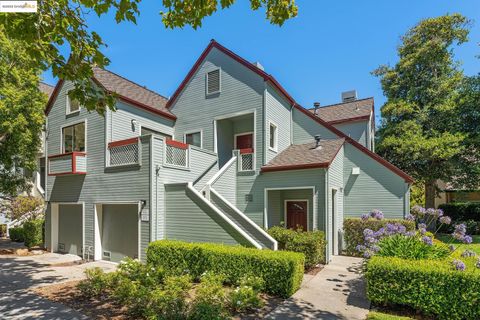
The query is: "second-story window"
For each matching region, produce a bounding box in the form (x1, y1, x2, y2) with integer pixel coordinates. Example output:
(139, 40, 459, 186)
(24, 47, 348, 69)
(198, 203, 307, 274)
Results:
(269, 121, 278, 151)
(67, 92, 80, 114)
(206, 69, 221, 95)
(63, 122, 85, 153)
(185, 131, 202, 148)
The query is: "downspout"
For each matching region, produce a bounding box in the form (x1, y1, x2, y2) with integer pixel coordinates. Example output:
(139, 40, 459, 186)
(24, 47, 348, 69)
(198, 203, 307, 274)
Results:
(325, 167, 330, 262)
(262, 81, 267, 166)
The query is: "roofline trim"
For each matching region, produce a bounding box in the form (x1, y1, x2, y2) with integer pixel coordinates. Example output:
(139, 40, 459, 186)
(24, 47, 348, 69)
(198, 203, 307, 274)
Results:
(44, 78, 177, 120)
(294, 105, 414, 183)
(261, 162, 330, 173)
(166, 39, 295, 109)
(326, 115, 371, 125)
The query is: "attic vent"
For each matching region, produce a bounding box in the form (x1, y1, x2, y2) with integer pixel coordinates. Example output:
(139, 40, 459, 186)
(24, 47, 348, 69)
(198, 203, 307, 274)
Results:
(206, 69, 221, 95)
(342, 90, 357, 103)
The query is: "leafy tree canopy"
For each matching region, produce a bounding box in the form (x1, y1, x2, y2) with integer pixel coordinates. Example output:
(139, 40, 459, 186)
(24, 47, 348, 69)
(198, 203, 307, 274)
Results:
(0, 0, 298, 115)
(374, 14, 479, 207)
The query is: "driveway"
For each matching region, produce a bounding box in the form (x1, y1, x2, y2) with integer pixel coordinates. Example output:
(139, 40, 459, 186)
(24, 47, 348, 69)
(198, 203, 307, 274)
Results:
(0, 253, 115, 320)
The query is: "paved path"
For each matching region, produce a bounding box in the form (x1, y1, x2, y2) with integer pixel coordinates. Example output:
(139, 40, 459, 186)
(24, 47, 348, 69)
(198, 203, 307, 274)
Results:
(267, 256, 370, 320)
(0, 253, 115, 320)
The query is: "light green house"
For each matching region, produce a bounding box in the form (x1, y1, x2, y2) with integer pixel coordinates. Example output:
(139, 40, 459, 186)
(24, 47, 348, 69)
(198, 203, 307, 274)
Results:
(44, 40, 413, 263)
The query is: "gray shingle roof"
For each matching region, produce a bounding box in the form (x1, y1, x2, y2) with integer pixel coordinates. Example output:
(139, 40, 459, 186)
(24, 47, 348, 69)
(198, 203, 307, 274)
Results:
(39, 82, 54, 98)
(261, 138, 345, 172)
(93, 67, 173, 117)
(308, 97, 373, 123)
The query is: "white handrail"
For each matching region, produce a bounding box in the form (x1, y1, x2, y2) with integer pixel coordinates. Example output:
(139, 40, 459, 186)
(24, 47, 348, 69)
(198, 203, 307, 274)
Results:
(210, 188, 277, 250)
(186, 182, 262, 249)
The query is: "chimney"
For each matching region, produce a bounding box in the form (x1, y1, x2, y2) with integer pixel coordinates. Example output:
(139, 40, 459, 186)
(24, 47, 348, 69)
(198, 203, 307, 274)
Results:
(314, 134, 322, 149)
(313, 102, 320, 116)
(341, 90, 357, 103)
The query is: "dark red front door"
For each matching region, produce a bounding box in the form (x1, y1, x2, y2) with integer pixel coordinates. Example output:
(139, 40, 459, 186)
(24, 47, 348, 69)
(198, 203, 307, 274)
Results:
(236, 133, 253, 153)
(286, 201, 308, 231)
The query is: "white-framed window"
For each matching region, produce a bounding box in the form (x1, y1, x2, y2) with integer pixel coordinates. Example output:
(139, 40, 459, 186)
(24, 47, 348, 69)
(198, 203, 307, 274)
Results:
(66, 92, 80, 114)
(206, 69, 221, 95)
(268, 121, 278, 152)
(62, 122, 85, 153)
(184, 131, 202, 148)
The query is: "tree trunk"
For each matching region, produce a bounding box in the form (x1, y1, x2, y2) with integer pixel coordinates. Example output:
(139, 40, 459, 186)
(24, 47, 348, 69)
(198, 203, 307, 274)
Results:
(425, 180, 436, 209)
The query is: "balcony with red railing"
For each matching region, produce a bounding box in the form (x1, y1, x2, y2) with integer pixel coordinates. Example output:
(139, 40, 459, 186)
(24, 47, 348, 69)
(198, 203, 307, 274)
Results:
(48, 152, 87, 176)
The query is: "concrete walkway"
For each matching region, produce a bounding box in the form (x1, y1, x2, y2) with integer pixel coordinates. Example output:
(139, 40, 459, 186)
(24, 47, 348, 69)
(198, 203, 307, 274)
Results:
(267, 256, 370, 320)
(0, 253, 115, 319)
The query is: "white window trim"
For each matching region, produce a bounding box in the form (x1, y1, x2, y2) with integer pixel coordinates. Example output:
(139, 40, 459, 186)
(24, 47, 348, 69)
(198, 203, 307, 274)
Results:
(206, 68, 221, 96)
(60, 119, 87, 154)
(268, 120, 278, 152)
(183, 129, 203, 149)
(66, 91, 81, 115)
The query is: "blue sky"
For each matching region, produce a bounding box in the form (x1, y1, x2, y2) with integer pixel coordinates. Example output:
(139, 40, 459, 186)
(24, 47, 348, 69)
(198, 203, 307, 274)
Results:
(42, 1, 479, 123)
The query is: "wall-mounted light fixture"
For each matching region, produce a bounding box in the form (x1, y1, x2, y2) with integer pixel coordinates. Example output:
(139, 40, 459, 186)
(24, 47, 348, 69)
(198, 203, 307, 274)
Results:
(131, 119, 138, 132)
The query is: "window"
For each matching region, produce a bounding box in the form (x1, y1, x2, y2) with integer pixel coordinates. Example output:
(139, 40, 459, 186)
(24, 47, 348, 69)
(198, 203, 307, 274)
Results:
(67, 93, 80, 114)
(62, 122, 85, 153)
(269, 122, 278, 151)
(141, 127, 172, 140)
(206, 69, 221, 95)
(185, 131, 202, 148)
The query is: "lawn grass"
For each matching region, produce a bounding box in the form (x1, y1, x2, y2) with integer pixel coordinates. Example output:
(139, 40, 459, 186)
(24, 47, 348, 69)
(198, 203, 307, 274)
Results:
(367, 311, 413, 320)
(436, 233, 480, 254)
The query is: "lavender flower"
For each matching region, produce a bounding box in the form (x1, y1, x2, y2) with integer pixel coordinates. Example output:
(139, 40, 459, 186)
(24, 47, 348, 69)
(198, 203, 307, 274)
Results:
(363, 229, 374, 237)
(405, 214, 415, 221)
(363, 250, 372, 259)
(411, 205, 426, 218)
(422, 236, 433, 246)
(452, 259, 466, 271)
(461, 249, 476, 258)
(436, 208, 444, 217)
(370, 209, 384, 220)
(463, 235, 473, 244)
(361, 213, 370, 221)
(355, 244, 366, 252)
(439, 216, 451, 225)
(426, 208, 436, 216)
(449, 244, 456, 252)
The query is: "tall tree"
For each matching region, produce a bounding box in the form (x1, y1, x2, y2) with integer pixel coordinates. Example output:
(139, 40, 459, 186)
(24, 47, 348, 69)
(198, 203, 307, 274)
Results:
(0, 27, 46, 198)
(374, 14, 478, 208)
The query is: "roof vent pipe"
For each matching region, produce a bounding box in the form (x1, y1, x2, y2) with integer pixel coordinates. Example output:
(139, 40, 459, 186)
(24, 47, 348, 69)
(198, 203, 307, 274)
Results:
(313, 102, 320, 116)
(314, 134, 322, 149)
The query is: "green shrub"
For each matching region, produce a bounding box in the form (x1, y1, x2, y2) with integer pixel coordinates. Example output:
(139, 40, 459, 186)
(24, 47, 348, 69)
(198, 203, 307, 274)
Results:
(147, 240, 304, 297)
(344, 218, 415, 256)
(377, 234, 450, 260)
(189, 272, 228, 320)
(366, 256, 480, 320)
(228, 275, 264, 313)
(268, 226, 326, 268)
(9, 226, 25, 242)
(78, 267, 110, 298)
(0, 224, 6, 237)
(23, 219, 44, 248)
(439, 202, 480, 222)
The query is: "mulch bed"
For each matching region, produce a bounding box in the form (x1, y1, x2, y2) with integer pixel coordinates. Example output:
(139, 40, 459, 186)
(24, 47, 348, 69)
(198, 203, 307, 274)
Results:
(371, 304, 436, 320)
(33, 280, 285, 320)
(305, 265, 324, 276)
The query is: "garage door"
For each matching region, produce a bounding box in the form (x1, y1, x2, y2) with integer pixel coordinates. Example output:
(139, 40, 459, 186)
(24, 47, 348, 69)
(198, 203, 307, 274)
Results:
(58, 204, 83, 256)
(101, 204, 139, 262)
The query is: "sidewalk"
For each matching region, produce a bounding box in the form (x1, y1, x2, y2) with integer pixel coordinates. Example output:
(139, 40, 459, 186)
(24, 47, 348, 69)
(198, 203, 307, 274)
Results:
(267, 256, 370, 320)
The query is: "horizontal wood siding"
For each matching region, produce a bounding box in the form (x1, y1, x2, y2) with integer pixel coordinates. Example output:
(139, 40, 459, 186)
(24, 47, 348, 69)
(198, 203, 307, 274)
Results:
(292, 107, 340, 144)
(212, 159, 237, 204)
(343, 143, 408, 219)
(76, 155, 87, 172)
(49, 156, 72, 174)
(265, 84, 292, 163)
(46, 81, 153, 261)
(164, 184, 242, 245)
(333, 121, 368, 148)
(328, 145, 344, 255)
(170, 47, 265, 170)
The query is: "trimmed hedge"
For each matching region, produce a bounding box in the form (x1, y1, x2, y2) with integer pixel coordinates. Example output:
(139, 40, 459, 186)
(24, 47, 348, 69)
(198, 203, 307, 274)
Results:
(344, 218, 415, 256)
(9, 226, 25, 242)
(439, 202, 480, 222)
(267, 227, 326, 268)
(146, 240, 304, 297)
(23, 219, 44, 248)
(366, 256, 480, 320)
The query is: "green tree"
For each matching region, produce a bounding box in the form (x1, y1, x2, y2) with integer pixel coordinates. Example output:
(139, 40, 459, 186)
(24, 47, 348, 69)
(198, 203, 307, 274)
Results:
(374, 14, 478, 208)
(0, 28, 46, 198)
(0, 0, 298, 115)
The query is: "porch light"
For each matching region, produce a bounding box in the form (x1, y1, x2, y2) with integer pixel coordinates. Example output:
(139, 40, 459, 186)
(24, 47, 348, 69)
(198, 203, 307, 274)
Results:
(131, 119, 137, 131)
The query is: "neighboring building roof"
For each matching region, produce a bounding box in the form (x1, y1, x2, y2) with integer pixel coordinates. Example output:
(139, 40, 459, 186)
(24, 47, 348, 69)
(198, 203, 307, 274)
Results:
(261, 138, 345, 173)
(39, 82, 55, 98)
(45, 68, 176, 120)
(308, 98, 373, 124)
